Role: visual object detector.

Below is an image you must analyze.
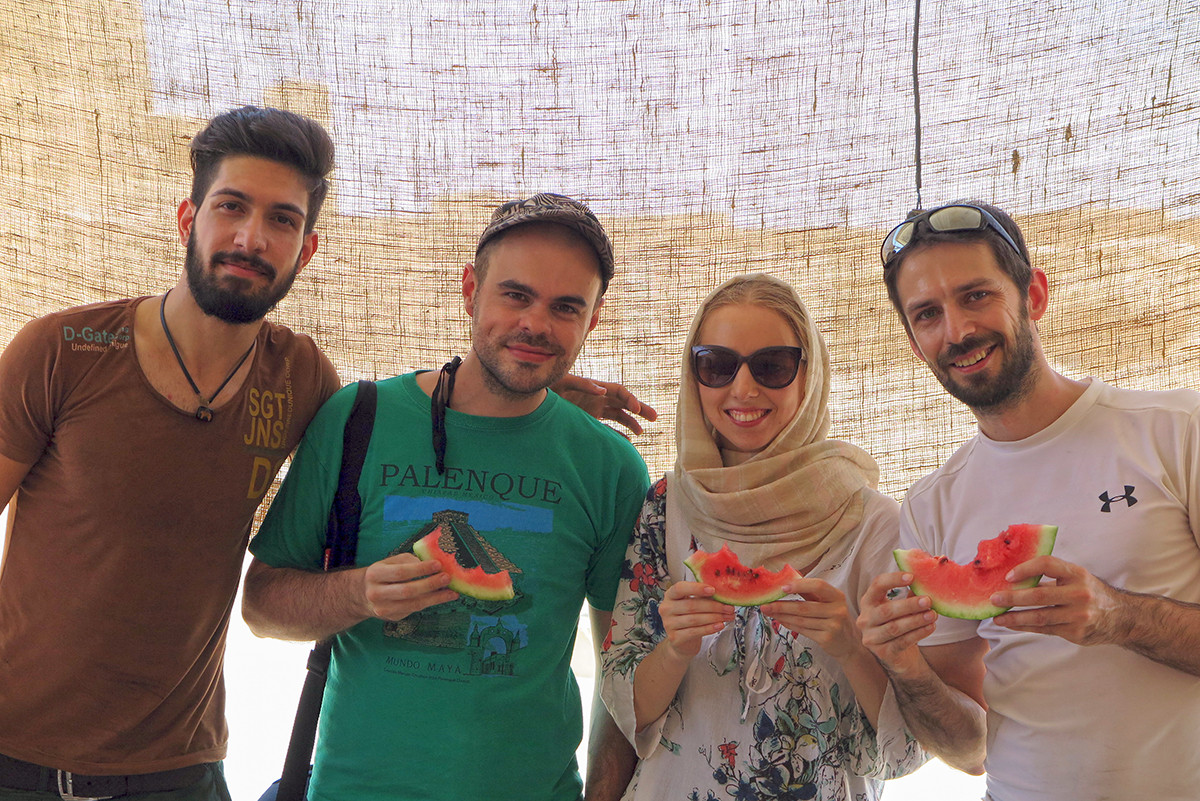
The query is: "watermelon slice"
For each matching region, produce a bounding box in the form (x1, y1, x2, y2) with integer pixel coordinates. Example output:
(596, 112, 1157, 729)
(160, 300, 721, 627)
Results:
(894, 523, 1058, 620)
(684, 543, 801, 606)
(413, 530, 515, 601)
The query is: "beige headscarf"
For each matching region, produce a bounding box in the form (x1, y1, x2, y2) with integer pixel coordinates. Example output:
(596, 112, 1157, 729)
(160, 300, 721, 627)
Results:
(668, 274, 879, 573)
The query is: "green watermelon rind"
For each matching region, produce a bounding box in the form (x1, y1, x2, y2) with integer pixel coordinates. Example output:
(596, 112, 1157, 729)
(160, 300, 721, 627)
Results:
(894, 524, 1058, 620)
(413, 532, 515, 602)
(684, 544, 801, 607)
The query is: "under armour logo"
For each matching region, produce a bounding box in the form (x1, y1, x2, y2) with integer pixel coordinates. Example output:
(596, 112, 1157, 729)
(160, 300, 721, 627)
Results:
(1099, 485, 1137, 513)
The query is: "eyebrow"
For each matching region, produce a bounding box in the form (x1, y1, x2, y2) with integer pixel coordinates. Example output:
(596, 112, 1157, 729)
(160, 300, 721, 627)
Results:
(210, 187, 307, 221)
(903, 278, 996, 318)
(496, 278, 588, 308)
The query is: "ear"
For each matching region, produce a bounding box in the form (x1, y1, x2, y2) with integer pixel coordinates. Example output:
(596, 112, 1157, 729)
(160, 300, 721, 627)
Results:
(586, 297, 604, 334)
(1026, 268, 1049, 322)
(295, 231, 319, 276)
(177, 198, 196, 245)
(897, 314, 928, 363)
(907, 330, 926, 362)
(462, 263, 478, 317)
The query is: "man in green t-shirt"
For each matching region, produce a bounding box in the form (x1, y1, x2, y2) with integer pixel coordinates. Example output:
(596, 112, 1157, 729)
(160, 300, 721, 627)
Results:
(244, 193, 651, 801)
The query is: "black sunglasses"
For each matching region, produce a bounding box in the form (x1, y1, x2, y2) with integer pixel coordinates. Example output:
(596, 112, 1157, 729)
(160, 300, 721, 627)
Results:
(881, 204, 1024, 267)
(691, 345, 806, 389)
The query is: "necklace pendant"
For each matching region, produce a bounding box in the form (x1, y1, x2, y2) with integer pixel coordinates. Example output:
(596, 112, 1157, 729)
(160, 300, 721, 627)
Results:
(195, 405, 214, 422)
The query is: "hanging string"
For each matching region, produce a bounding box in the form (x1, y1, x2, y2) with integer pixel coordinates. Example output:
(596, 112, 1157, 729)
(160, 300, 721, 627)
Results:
(911, 0, 923, 215)
(430, 356, 462, 475)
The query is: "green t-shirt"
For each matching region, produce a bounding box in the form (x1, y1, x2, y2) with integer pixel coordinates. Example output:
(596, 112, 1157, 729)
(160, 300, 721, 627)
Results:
(251, 373, 649, 801)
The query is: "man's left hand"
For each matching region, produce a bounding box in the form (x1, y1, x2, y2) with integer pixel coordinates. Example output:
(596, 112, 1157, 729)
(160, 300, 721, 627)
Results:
(991, 555, 1125, 646)
(553, 374, 658, 435)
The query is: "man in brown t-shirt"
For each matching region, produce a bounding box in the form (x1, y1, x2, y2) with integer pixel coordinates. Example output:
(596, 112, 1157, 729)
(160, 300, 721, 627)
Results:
(0, 106, 342, 801)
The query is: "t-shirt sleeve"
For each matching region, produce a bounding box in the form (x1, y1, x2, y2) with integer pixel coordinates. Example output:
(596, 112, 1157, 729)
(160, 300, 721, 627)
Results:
(0, 315, 60, 465)
(313, 347, 343, 406)
(585, 440, 651, 612)
(250, 384, 359, 569)
(845, 489, 902, 614)
(899, 499, 981, 645)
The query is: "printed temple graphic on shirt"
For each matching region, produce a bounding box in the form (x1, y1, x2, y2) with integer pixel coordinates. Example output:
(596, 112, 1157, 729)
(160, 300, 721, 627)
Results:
(380, 503, 540, 679)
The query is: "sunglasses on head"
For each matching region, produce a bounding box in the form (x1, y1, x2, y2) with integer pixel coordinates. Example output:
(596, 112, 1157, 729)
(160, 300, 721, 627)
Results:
(880, 204, 1025, 267)
(691, 345, 806, 389)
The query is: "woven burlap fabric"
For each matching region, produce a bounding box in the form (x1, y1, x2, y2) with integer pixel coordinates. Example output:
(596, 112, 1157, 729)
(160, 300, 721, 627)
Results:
(1, 0, 1197, 507)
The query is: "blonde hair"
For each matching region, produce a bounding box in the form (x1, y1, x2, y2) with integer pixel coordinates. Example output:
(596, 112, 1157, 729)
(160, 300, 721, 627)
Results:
(689, 273, 811, 354)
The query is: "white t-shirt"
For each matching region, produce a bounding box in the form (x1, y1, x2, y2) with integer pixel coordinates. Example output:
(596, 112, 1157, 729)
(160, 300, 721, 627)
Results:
(902, 378, 1200, 801)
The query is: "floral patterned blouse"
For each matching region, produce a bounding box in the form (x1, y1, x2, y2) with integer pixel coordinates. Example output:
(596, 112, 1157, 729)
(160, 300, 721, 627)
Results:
(600, 477, 927, 801)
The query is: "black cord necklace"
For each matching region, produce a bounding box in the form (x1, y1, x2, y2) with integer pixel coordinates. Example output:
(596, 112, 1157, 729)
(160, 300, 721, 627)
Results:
(159, 289, 257, 422)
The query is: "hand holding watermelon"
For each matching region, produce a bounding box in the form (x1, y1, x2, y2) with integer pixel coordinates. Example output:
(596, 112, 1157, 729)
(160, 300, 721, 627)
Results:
(856, 572, 939, 674)
(892, 524, 1058, 620)
(657, 580, 737, 660)
(989, 554, 1131, 646)
(762, 579, 863, 660)
(361, 552, 460, 621)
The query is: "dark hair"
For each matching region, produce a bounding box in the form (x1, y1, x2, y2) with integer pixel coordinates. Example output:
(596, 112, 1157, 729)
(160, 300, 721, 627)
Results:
(883, 202, 1032, 333)
(189, 106, 334, 234)
(474, 221, 608, 296)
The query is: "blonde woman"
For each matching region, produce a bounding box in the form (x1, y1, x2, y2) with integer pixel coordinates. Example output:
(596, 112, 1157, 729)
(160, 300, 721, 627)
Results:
(600, 274, 925, 800)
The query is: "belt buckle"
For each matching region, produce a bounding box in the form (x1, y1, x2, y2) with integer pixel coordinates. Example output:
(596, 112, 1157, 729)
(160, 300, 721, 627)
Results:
(56, 770, 114, 801)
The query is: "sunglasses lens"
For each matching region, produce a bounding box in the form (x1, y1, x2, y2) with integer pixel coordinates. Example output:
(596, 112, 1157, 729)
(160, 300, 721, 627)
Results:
(693, 348, 739, 387)
(692, 346, 803, 389)
(928, 205, 984, 232)
(882, 222, 915, 264)
(748, 348, 802, 388)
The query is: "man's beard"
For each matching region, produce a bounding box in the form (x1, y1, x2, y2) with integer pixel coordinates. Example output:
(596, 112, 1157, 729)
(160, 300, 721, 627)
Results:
(185, 237, 298, 324)
(932, 310, 1038, 412)
(474, 331, 572, 401)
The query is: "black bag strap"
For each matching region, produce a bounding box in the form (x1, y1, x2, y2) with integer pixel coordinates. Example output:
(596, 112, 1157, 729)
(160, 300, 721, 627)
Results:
(276, 380, 377, 801)
(324, 380, 377, 570)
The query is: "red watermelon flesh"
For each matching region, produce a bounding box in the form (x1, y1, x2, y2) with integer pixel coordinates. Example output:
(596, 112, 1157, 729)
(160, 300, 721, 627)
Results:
(894, 523, 1057, 620)
(684, 544, 801, 606)
(413, 530, 515, 601)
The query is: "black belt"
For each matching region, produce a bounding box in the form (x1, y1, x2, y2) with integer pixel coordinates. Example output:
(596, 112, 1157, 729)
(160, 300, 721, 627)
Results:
(0, 752, 208, 800)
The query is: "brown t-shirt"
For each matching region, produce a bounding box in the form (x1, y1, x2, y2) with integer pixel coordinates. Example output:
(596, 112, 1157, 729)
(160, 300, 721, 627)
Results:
(0, 297, 341, 773)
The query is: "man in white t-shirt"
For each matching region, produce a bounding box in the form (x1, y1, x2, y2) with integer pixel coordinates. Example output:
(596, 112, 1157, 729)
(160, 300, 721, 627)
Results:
(856, 202, 1200, 801)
